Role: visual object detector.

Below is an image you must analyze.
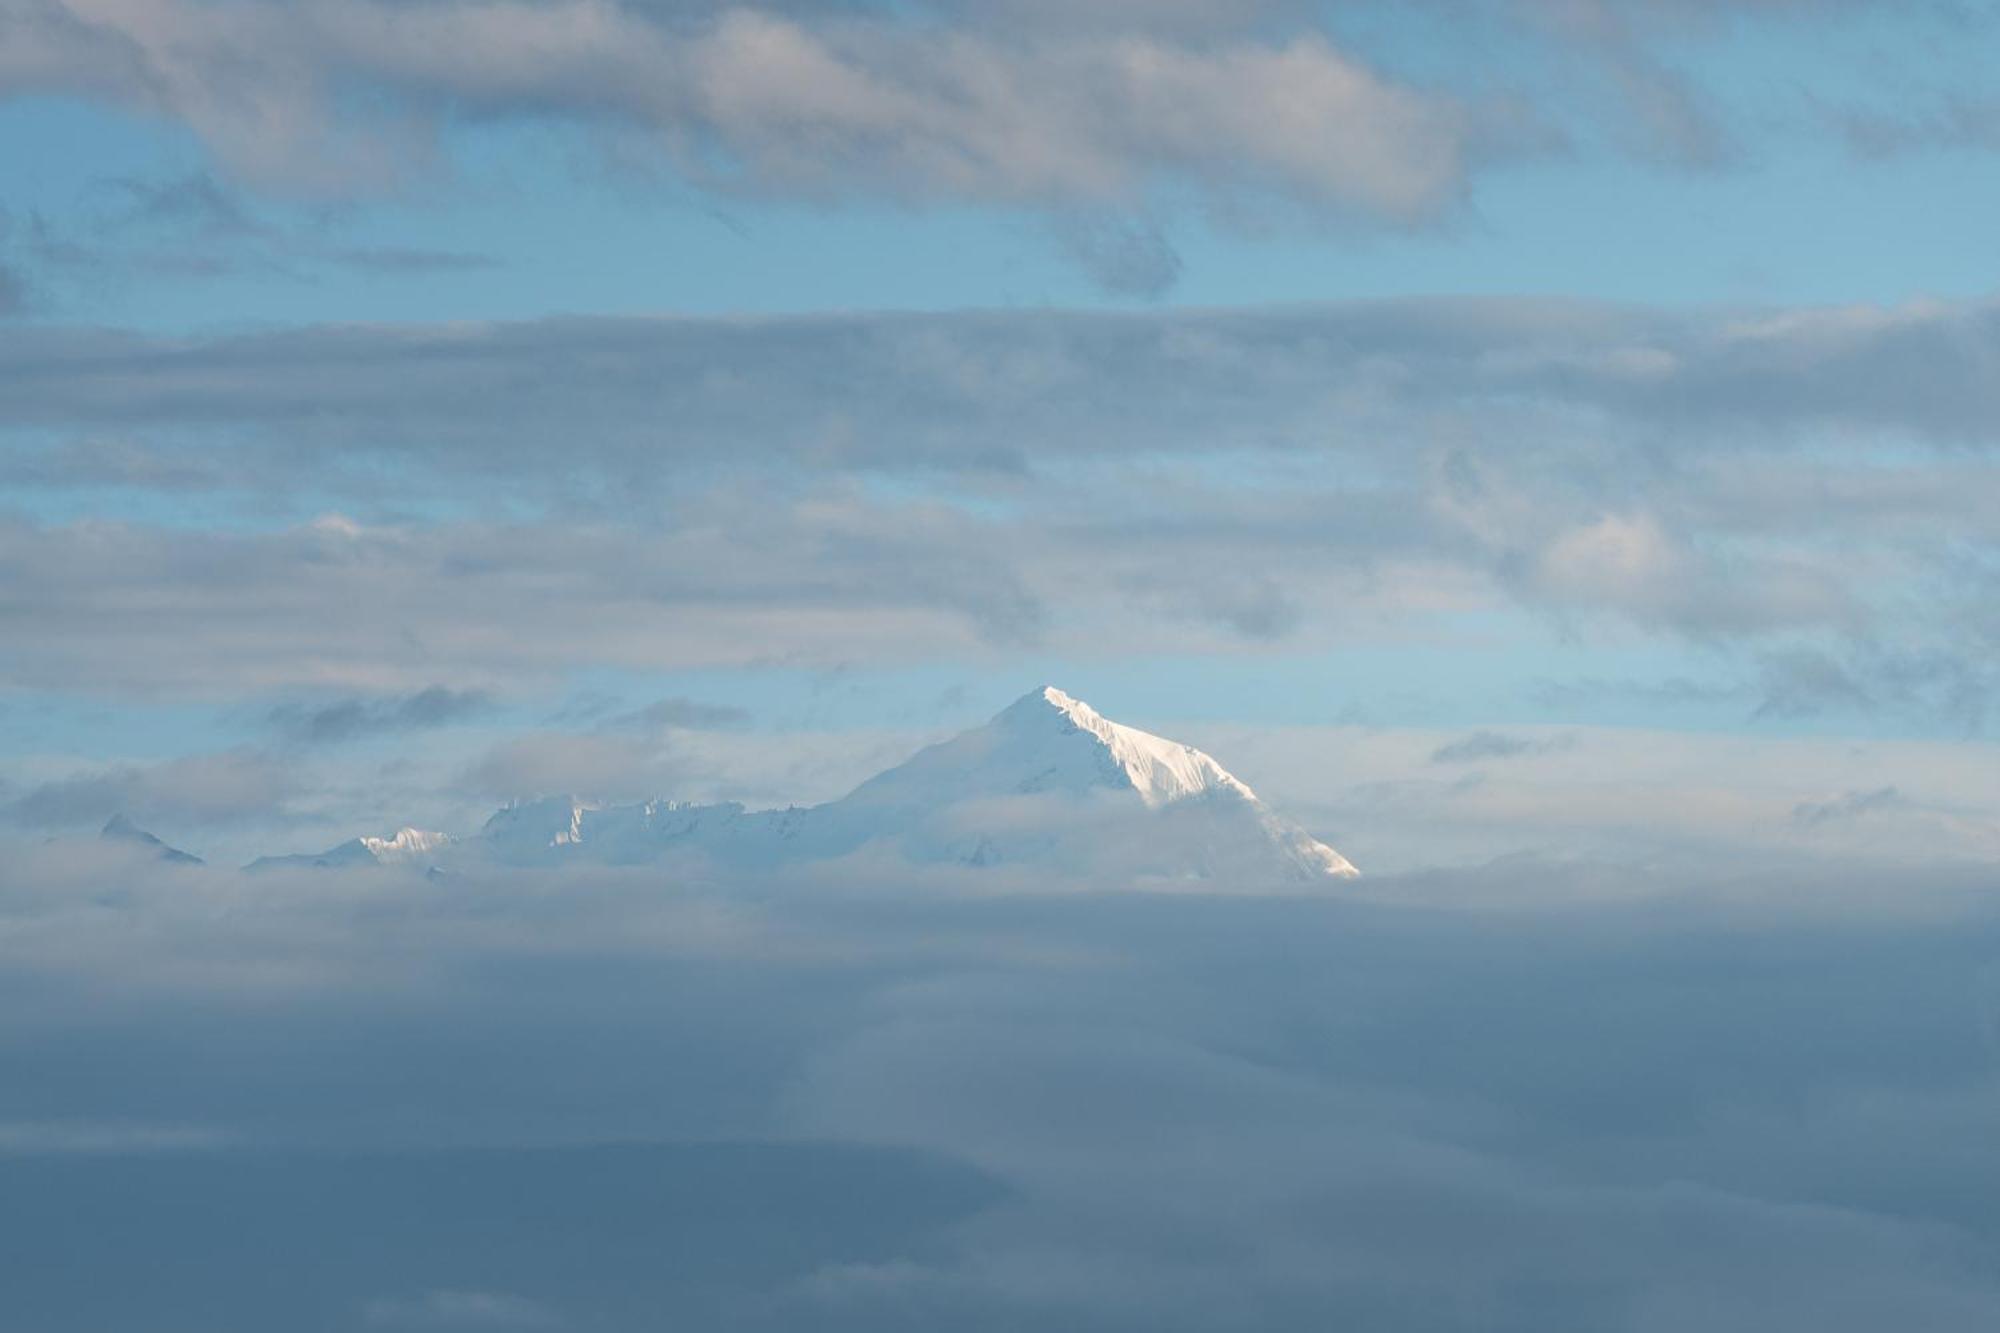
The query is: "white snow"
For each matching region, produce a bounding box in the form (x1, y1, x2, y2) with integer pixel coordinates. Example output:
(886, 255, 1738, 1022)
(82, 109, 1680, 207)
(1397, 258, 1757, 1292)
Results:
(358, 828, 455, 863)
(481, 798, 756, 867)
(1005, 684, 1260, 807)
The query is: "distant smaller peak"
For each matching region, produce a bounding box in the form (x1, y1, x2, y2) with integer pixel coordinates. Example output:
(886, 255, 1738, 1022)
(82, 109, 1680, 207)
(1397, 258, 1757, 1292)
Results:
(360, 828, 453, 856)
(101, 813, 204, 864)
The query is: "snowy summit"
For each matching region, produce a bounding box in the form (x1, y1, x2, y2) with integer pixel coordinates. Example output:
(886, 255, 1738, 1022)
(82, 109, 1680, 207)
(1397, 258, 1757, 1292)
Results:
(821, 685, 1357, 880)
(845, 685, 1262, 810)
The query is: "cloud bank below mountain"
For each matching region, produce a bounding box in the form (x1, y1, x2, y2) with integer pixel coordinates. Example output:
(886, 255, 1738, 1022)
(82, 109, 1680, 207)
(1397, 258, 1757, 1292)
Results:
(7, 840, 2000, 1331)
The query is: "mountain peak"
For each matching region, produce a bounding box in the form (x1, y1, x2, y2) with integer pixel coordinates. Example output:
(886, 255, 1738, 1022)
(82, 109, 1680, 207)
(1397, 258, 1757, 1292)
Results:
(989, 685, 1255, 809)
(100, 813, 204, 865)
(857, 686, 1357, 878)
(995, 684, 1124, 739)
(1007, 683, 1092, 717)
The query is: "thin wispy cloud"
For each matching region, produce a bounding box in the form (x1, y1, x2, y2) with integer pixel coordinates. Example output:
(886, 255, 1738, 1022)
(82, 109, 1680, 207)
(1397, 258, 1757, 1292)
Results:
(267, 687, 492, 746)
(1429, 731, 1577, 765)
(1792, 785, 1908, 828)
(1, 2, 1482, 215)
(3, 748, 299, 830)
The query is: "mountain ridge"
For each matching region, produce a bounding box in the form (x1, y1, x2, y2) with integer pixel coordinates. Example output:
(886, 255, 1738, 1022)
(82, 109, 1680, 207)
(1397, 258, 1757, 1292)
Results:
(100, 814, 204, 865)
(246, 687, 1357, 883)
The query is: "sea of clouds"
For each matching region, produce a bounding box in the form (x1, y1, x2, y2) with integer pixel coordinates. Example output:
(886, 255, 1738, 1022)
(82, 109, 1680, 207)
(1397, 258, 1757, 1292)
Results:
(8, 840, 2000, 1331)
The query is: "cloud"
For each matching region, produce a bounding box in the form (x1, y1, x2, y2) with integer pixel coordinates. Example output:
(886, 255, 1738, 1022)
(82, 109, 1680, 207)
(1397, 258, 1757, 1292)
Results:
(6, 846, 2000, 1328)
(1049, 214, 1184, 299)
(459, 731, 686, 803)
(1836, 96, 2000, 159)
(1187, 720, 2000, 874)
(267, 687, 492, 745)
(1, 296, 1998, 719)
(0, 261, 25, 316)
(1429, 730, 1575, 764)
(1505, 0, 1740, 168)
(363, 1290, 555, 1328)
(2, 1, 1978, 224)
(1792, 785, 1908, 827)
(447, 699, 797, 810)
(2, 0, 1990, 307)
(8, 298, 2000, 478)
(98, 171, 260, 236)
(3, 748, 299, 830)
(0, 435, 223, 491)
(0, 1, 1476, 221)
(1753, 648, 1877, 719)
(0, 1120, 231, 1154)
(603, 696, 754, 733)
(324, 246, 501, 274)
(0, 503, 1050, 694)
(12, 172, 500, 298)
(1528, 675, 1752, 711)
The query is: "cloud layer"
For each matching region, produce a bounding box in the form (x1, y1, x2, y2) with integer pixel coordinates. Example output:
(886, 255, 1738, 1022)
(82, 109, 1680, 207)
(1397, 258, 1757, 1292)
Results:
(7, 844, 2000, 1329)
(2, 297, 1996, 724)
(2, 0, 1475, 215)
(8, 1, 1987, 210)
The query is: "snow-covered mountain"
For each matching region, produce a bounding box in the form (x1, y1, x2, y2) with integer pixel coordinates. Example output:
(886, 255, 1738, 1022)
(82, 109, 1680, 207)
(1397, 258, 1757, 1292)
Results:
(474, 687, 1355, 883)
(242, 688, 1353, 883)
(246, 827, 454, 873)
